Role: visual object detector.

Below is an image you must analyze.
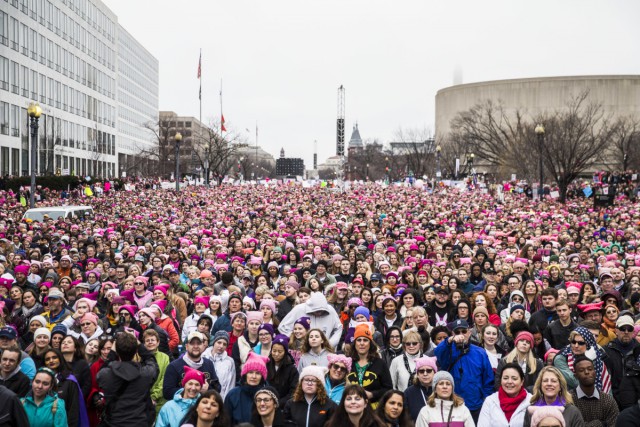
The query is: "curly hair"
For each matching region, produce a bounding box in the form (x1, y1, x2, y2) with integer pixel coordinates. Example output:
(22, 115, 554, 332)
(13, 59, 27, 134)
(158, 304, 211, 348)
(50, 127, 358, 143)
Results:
(292, 378, 329, 405)
(471, 291, 498, 315)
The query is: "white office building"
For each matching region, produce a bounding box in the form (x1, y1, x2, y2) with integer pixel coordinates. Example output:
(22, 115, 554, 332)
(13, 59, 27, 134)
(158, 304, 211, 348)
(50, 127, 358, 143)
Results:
(0, 0, 158, 179)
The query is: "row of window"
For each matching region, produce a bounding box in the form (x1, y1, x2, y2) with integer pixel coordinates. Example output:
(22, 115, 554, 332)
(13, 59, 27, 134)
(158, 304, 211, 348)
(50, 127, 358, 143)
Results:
(3, 0, 116, 64)
(0, 56, 116, 127)
(0, 11, 116, 99)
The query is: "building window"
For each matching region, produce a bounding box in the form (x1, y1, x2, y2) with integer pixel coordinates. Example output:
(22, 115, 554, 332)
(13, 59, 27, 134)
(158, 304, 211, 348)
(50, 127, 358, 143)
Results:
(0, 11, 8, 46)
(10, 104, 20, 137)
(0, 56, 8, 91)
(0, 102, 9, 135)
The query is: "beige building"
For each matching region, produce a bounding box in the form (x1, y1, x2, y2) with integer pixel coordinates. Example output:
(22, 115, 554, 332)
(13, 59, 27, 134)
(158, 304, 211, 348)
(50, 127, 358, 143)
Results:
(159, 111, 208, 178)
(435, 75, 640, 136)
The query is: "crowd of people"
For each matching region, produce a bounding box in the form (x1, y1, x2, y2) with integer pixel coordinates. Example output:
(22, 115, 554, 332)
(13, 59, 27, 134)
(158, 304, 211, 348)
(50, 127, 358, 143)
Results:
(0, 180, 639, 427)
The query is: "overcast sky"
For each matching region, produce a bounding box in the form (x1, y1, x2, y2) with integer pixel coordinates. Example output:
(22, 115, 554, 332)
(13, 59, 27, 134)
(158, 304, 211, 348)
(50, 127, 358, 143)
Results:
(105, 0, 639, 167)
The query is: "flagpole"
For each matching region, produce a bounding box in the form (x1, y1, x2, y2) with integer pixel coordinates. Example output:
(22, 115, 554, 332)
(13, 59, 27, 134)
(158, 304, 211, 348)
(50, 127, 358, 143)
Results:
(220, 78, 223, 136)
(199, 48, 202, 125)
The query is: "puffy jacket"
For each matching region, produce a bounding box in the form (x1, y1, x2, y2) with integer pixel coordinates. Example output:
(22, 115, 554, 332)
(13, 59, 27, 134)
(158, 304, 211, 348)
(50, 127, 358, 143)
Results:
(283, 396, 337, 427)
(156, 316, 180, 352)
(202, 349, 236, 399)
(181, 312, 203, 343)
(325, 376, 346, 405)
(477, 390, 531, 427)
(150, 350, 170, 412)
(604, 339, 640, 410)
(415, 398, 475, 427)
(156, 388, 198, 427)
(21, 394, 68, 427)
(390, 352, 422, 392)
(267, 353, 299, 408)
(346, 358, 393, 408)
(96, 345, 159, 427)
(224, 383, 263, 425)
(278, 293, 343, 348)
(434, 339, 495, 411)
(404, 383, 432, 421)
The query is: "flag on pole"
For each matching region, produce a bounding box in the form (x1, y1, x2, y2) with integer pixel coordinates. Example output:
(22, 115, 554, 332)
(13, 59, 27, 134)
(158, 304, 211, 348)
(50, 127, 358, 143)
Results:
(197, 52, 202, 100)
(221, 115, 227, 132)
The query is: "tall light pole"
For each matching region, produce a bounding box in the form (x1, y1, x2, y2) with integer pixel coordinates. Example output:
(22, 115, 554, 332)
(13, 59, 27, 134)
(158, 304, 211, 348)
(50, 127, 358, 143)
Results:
(436, 144, 441, 182)
(468, 153, 475, 184)
(174, 132, 182, 191)
(203, 148, 209, 187)
(366, 163, 369, 181)
(535, 124, 545, 201)
(27, 103, 42, 208)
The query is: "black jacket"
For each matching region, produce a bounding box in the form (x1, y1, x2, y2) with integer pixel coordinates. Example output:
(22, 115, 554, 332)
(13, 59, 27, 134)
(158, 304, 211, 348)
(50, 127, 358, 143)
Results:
(56, 376, 80, 427)
(404, 383, 432, 421)
(374, 315, 403, 342)
(604, 339, 640, 410)
(0, 370, 30, 397)
(96, 345, 159, 427)
(283, 396, 337, 427)
(267, 354, 299, 409)
(346, 358, 393, 404)
(0, 385, 29, 427)
(70, 358, 91, 399)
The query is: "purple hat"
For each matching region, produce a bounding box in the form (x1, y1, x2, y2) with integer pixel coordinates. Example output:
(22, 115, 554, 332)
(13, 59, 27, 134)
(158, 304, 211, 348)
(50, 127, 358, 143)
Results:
(295, 316, 311, 330)
(272, 334, 290, 352)
(258, 323, 275, 338)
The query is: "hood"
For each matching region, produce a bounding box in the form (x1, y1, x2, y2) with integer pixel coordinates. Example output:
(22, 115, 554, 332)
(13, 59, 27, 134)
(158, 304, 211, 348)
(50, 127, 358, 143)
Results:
(0, 364, 21, 380)
(510, 290, 525, 303)
(173, 388, 199, 408)
(305, 292, 330, 315)
(108, 361, 142, 382)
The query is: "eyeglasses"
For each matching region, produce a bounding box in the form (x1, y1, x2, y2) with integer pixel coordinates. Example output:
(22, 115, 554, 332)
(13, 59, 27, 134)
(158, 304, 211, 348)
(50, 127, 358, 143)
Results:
(81, 322, 93, 327)
(331, 365, 348, 373)
(405, 342, 419, 346)
(605, 310, 618, 315)
(454, 329, 468, 335)
(255, 398, 273, 404)
(389, 335, 401, 340)
(134, 282, 145, 285)
(570, 340, 586, 346)
(418, 368, 434, 374)
(302, 378, 317, 384)
(512, 297, 524, 302)
(618, 326, 634, 333)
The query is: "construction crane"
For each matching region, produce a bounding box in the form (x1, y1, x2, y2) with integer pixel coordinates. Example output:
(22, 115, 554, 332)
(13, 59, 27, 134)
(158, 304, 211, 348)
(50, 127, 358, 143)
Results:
(336, 85, 345, 156)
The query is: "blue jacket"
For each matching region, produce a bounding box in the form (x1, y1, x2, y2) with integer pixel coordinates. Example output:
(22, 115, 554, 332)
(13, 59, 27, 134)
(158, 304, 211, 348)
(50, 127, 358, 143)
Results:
(224, 383, 263, 425)
(404, 383, 432, 421)
(156, 388, 198, 427)
(162, 356, 220, 401)
(21, 394, 68, 427)
(211, 312, 232, 334)
(433, 339, 494, 411)
(324, 376, 346, 405)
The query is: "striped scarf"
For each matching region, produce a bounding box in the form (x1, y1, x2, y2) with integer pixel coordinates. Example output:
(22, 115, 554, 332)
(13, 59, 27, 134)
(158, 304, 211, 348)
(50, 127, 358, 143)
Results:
(560, 326, 611, 393)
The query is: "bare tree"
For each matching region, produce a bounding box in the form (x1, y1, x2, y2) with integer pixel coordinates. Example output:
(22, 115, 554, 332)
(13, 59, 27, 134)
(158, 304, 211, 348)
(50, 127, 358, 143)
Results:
(434, 131, 475, 179)
(192, 124, 247, 184)
(608, 115, 640, 171)
(142, 113, 175, 177)
(347, 139, 386, 181)
(390, 127, 436, 178)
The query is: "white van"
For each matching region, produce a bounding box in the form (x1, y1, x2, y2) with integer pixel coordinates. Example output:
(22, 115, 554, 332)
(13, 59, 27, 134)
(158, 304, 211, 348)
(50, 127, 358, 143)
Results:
(22, 206, 94, 222)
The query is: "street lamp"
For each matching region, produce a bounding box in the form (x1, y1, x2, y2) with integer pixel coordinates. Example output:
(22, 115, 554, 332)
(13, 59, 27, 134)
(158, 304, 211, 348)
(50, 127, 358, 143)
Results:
(468, 153, 475, 184)
(535, 124, 545, 201)
(436, 144, 441, 181)
(27, 102, 42, 208)
(366, 163, 369, 181)
(385, 156, 390, 182)
(174, 132, 182, 191)
(203, 154, 209, 187)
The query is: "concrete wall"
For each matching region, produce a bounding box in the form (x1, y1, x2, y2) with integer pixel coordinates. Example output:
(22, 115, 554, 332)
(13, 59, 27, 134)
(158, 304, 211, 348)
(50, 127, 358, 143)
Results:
(435, 75, 640, 136)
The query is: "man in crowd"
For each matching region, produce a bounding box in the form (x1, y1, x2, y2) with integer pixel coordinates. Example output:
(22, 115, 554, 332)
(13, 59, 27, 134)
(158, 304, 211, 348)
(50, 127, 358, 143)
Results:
(604, 315, 640, 410)
(570, 355, 619, 426)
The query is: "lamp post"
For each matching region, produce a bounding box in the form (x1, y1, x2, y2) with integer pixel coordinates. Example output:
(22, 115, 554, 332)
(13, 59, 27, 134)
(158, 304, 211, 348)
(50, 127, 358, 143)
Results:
(366, 163, 369, 181)
(174, 132, 182, 191)
(385, 156, 389, 183)
(535, 124, 545, 201)
(436, 144, 441, 181)
(27, 102, 42, 208)
(203, 158, 209, 187)
(468, 153, 475, 185)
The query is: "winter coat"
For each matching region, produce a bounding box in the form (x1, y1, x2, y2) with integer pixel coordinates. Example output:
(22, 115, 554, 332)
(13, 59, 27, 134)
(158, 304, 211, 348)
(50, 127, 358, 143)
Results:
(202, 349, 236, 399)
(224, 383, 263, 425)
(267, 354, 299, 408)
(278, 293, 343, 349)
(211, 311, 234, 335)
(96, 345, 159, 427)
(415, 398, 475, 427)
(283, 396, 337, 427)
(495, 357, 543, 392)
(181, 312, 202, 343)
(157, 316, 180, 352)
(54, 375, 86, 427)
(70, 358, 91, 400)
(156, 388, 198, 427)
(0, 367, 30, 397)
(150, 350, 170, 411)
(21, 394, 68, 427)
(297, 348, 332, 373)
(434, 339, 495, 411)
(373, 313, 403, 339)
(382, 346, 404, 368)
(404, 383, 432, 421)
(250, 407, 290, 427)
(0, 385, 29, 427)
(390, 352, 422, 392)
(346, 358, 393, 408)
(162, 355, 220, 401)
(477, 390, 531, 427)
(232, 333, 259, 380)
(604, 339, 640, 410)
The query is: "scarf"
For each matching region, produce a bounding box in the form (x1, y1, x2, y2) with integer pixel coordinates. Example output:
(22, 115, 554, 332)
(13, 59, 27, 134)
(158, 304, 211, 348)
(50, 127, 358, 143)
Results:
(559, 326, 611, 393)
(183, 354, 204, 369)
(499, 386, 527, 422)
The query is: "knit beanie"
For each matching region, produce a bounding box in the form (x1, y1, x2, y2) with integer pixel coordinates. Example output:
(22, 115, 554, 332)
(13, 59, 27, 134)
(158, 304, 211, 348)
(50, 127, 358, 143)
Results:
(29, 315, 47, 328)
(327, 353, 352, 372)
(213, 330, 229, 344)
(299, 365, 328, 385)
(432, 370, 454, 388)
(34, 327, 51, 340)
(515, 331, 535, 348)
(353, 323, 373, 341)
(258, 323, 275, 338)
(415, 356, 438, 373)
(295, 316, 311, 330)
(194, 296, 210, 307)
(246, 311, 263, 324)
(272, 334, 289, 352)
(255, 386, 279, 408)
(473, 306, 489, 317)
(510, 304, 526, 315)
(51, 324, 67, 337)
(241, 352, 268, 379)
(528, 406, 566, 427)
(80, 312, 98, 326)
(284, 280, 300, 291)
(354, 306, 370, 320)
(182, 366, 205, 387)
(260, 299, 277, 315)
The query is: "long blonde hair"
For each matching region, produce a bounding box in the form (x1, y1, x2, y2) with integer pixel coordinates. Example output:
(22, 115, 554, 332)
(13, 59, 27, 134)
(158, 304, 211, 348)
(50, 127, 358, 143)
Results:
(505, 339, 538, 375)
(530, 366, 573, 405)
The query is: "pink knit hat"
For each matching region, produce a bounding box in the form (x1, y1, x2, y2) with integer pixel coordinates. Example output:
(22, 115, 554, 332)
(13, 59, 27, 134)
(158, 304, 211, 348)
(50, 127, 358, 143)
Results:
(241, 352, 268, 379)
(515, 331, 534, 348)
(528, 406, 565, 427)
(246, 311, 263, 324)
(259, 299, 277, 314)
(415, 356, 438, 373)
(327, 353, 352, 372)
(182, 366, 205, 387)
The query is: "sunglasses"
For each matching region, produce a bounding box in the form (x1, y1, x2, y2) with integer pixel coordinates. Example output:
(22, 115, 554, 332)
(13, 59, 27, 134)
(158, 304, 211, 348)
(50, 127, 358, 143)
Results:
(605, 310, 618, 314)
(570, 340, 586, 346)
(331, 365, 348, 373)
(618, 326, 634, 333)
(454, 329, 468, 335)
(418, 368, 434, 374)
(405, 342, 419, 346)
(81, 322, 93, 327)
(134, 282, 145, 285)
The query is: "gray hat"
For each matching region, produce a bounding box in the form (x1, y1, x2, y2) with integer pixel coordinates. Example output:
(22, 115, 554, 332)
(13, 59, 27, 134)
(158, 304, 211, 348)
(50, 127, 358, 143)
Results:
(432, 370, 455, 388)
(213, 330, 229, 344)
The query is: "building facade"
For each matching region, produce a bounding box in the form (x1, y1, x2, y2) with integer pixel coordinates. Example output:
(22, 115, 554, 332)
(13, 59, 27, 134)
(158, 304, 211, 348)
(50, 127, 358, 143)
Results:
(116, 24, 158, 177)
(0, 0, 158, 179)
(275, 148, 304, 177)
(159, 111, 207, 178)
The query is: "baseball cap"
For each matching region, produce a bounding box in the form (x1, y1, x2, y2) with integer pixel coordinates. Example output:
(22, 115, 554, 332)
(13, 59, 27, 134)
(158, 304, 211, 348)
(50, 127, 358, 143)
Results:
(0, 326, 17, 340)
(448, 319, 469, 331)
(370, 273, 382, 282)
(616, 316, 634, 329)
(187, 331, 206, 343)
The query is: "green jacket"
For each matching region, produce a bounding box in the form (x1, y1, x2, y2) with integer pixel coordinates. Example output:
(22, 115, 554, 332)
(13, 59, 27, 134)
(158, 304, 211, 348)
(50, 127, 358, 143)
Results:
(22, 394, 68, 427)
(152, 350, 171, 412)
